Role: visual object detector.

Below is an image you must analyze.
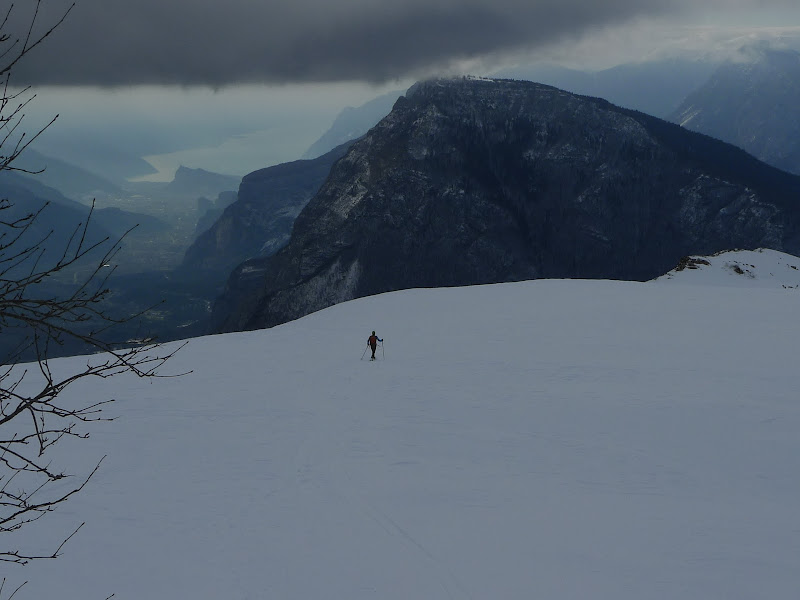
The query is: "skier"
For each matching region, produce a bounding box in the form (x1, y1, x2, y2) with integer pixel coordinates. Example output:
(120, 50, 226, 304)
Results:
(367, 331, 383, 360)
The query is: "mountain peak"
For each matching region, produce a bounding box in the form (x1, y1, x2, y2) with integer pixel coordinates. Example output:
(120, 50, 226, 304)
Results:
(211, 77, 800, 333)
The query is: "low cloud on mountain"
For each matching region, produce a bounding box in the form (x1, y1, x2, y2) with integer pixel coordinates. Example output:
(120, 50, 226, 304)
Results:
(10, 0, 800, 86)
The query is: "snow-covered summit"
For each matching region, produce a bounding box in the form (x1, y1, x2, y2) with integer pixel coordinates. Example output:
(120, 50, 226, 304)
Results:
(656, 247, 800, 288)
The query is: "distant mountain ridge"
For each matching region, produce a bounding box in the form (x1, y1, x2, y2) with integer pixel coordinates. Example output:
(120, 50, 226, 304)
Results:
(302, 91, 403, 159)
(210, 77, 800, 333)
(0, 172, 112, 276)
(165, 166, 241, 199)
(497, 58, 717, 118)
(180, 142, 354, 281)
(671, 47, 800, 175)
(15, 149, 122, 203)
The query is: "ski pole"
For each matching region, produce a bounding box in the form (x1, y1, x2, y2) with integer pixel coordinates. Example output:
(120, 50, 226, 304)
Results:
(381, 341, 385, 360)
(361, 345, 368, 360)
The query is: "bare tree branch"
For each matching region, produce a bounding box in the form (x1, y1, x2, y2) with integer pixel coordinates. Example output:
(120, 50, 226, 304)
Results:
(0, 578, 28, 600)
(0, 1, 188, 577)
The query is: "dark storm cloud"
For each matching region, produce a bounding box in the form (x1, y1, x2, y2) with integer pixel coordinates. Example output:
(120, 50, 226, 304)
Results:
(6, 0, 799, 85)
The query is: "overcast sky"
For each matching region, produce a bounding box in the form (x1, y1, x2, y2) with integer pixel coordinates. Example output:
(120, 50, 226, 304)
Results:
(5, 0, 800, 180)
(10, 0, 800, 86)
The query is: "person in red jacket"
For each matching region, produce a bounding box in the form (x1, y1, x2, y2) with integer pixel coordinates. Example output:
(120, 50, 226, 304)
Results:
(367, 331, 383, 360)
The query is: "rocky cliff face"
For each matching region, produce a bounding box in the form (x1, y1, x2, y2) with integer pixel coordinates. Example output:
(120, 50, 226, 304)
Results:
(211, 77, 800, 333)
(671, 47, 800, 175)
(180, 142, 352, 280)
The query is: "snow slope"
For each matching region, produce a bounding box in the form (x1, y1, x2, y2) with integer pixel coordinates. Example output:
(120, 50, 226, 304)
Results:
(656, 248, 800, 288)
(8, 250, 800, 599)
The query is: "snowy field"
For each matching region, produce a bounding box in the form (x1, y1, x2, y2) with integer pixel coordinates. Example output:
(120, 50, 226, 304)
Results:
(7, 249, 800, 599)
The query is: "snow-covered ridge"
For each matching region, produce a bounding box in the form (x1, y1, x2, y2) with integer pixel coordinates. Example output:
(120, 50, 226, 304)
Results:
(655, 247, 800, 288)
(14, 249, 800, 599)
